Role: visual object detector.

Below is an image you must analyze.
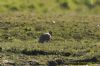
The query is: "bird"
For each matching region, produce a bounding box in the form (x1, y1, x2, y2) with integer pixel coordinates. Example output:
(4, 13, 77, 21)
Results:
(38, 31, 52, 43)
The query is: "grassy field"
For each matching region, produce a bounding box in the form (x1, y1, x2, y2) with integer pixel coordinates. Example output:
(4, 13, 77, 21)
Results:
(0, 12, 100, 66)
(0, 0, 100, 66)
(0, 0, 100, 14)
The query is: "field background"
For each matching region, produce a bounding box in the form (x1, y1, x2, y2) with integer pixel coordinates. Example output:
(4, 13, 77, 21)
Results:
(0, 0, 100, 14)
(0, 0, 100, 66)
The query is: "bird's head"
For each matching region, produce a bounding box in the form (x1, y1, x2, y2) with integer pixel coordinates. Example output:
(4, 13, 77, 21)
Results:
(49, 31, 52, 35)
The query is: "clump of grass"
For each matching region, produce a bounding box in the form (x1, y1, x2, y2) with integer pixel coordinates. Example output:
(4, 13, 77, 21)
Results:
(60, 2, 69, 9)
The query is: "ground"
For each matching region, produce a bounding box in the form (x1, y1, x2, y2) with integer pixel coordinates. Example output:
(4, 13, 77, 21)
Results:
(0, 12, 100, 66)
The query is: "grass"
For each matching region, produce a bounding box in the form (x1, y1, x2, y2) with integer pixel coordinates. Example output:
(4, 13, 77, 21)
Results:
(0, 1, 100, 66)
(0, 0, 100, 14)
(0, 12, 100, 66)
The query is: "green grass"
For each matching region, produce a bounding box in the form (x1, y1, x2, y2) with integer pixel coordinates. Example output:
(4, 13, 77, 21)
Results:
(0, 0, 100, 66)
(0, 0, 100, 14)
(0, 12, 100, 66)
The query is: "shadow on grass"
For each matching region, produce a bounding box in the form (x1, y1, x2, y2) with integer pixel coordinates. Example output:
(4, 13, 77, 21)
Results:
(22, 49, 71, 56)
(47, 57, 99, 66)
(5, 48, 100, 65)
